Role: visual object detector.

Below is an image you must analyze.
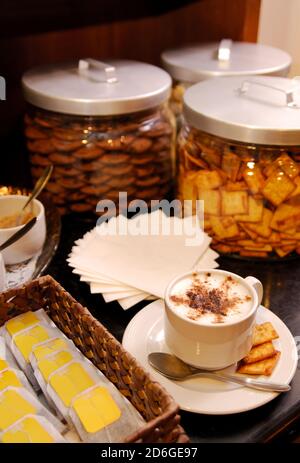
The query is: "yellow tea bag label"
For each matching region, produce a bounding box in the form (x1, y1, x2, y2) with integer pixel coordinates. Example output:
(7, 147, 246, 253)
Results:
(6, 312, 39, 336)
(0, 359, 8, 372)
(0, 390, 36, 430)
(2, 416, 54, 443)
(38, 351, 74, 381)
(72, 386, 121, 433)
(49, 363, 95, 406)
(14, 325, 50, 362)
(0, 370, 22, 391)
(32, 338, 69, 362)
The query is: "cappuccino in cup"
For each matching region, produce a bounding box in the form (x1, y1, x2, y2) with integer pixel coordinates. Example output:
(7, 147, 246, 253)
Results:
(164, 269, 263, 369)
(169, 272, 253, 325)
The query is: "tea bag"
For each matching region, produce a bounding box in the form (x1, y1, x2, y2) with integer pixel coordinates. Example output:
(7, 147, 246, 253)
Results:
(34, 349, 80, 416)
(30, 336, 81, 371)
(0, 414, 66, 443)
(0, 368, 35, 395)
(3, 310, 54, 341)
(47, 358, 144, 442)
(7, 323, 64, 389)
(0, 387, 65, 433)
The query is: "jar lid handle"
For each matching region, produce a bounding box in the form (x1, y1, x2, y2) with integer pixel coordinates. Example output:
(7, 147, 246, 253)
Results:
(238, 78, 300, 108)
(78, 58, 118, 83)
(217, 39, 232, 62)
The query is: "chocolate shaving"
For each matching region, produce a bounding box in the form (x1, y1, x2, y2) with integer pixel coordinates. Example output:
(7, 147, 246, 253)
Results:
(170, 274, 248, 323)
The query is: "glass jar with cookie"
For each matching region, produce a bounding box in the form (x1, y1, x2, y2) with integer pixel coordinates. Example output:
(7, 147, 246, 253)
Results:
(22, 59, 175, 215)
(178, 76, 300, 259)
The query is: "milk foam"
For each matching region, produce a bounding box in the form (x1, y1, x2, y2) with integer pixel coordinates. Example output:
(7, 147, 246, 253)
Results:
(169, 272, 253, 325)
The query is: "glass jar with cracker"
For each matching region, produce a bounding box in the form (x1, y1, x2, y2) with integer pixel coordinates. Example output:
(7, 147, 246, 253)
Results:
(178, 76, 300, 259)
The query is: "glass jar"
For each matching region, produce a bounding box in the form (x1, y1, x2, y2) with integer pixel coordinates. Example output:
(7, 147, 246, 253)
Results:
(162, 40, 291, 123)
(178, 76, 300, 260)
(23, 59, 175, 215)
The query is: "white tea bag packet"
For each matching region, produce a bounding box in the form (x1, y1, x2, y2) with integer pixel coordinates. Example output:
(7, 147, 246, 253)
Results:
(46, 358, 144, 441)
(69, 383, 144, 443)
(0, 368, 35, 395)
(2, 309, 54, 342)
(0, 414, 66, 443)
(7, 323, 63, 389)
(34, 349, 82, 415)
(29, 336, 81, 372)
(0, 386, 65, 433)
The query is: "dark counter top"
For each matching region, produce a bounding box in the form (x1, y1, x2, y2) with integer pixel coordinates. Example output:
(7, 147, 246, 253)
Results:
(47, 215, 300, 443)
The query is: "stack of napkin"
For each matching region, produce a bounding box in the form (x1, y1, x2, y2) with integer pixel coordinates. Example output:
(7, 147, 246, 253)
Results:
(68, 211, 219, 310)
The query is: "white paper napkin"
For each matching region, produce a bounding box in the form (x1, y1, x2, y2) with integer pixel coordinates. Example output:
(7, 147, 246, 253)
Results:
(69, 211, 219, 307)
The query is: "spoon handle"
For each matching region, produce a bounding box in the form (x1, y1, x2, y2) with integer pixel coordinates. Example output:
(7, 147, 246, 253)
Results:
(22, 165, 53, 211)
(190, 371, 290, 392)
(0, 217, 37, 252)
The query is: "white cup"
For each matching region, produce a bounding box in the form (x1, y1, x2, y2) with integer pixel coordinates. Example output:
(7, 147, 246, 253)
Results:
(164, 269, 263, 370)
(0, 195, 46, 265)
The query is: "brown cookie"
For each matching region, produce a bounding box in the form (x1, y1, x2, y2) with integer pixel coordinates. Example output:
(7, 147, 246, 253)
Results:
(129, 137, 152, 153)
(49, 153, 74, 165)
(101, 153, 130, 165)
(131, 154, 154, 165)
(81, 185, 110, 196)
(53, 128, 84, 141)
(45, 182, 65, 194)
(31, 167, 47, 179)
(97, 135, 134, 150)
(135, 166, 155, 177)
(79, 161, 102, 172)
(25, 126, 47, 140)
(34, 117, 57, 128)
(27, 139, 55, 154)
(136, 186, 160, 199)
(108, 164, 133, 176)
(107, 176, 135, 189)
(136, 176, 161, 188)
(67, 191, 87, 202)
(73, 146, 103, 160)
(70, 203, 92, 213)
(89, 174, 110, 185)
(55, 166, 80, 177)
(60, 178, 85, 190)
(52, 138, 83, 152)
(30, 154, 51, 167)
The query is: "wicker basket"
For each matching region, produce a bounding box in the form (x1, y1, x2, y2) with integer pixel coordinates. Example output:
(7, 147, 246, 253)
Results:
(0, 275, 189, 443)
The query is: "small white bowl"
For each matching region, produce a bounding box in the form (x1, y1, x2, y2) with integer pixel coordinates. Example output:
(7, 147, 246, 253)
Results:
(0, 195, 46, 265)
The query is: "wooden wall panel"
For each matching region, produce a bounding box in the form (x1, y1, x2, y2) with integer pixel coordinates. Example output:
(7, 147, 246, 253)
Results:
(0, 0, 261, 186)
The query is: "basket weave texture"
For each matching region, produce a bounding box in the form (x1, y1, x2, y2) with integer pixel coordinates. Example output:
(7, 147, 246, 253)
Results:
(0, 275, 189, 443)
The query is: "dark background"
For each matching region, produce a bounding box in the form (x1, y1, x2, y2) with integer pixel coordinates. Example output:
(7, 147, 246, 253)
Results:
(0, 0, 261, 187)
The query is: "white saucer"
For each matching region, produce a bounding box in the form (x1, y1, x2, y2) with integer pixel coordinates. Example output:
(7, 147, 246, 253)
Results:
(122, 300, 298, 415)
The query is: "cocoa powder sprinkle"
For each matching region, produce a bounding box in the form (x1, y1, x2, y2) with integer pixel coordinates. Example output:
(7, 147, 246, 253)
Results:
(170, 275, 248, 323)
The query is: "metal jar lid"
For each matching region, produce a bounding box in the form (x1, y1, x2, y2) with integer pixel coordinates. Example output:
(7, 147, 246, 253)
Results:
(22, 59, 171, 116)
(161, 40, 291, 83)
(183, 76, 300, 146)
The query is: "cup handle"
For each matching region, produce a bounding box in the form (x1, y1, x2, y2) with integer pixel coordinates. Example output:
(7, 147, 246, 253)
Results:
(245, 276, 263, 307)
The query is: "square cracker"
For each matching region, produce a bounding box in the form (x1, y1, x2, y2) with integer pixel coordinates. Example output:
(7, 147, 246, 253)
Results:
(262, 171, 296, 206)
(237, 351, 280, 376)
(235, 196, 263, 223)
(199, 189, 221, 215)
(195, 170, 223, 190)
(252, 322, 279, 346)
(242, 341, 276, 364)
(221, 190, 248, 216)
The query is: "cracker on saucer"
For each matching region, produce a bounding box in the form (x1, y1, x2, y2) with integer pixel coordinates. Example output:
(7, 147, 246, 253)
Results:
(237, 351, 281, 376)
(242, 341, 276, 364)
(252, 322, 279, 346)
